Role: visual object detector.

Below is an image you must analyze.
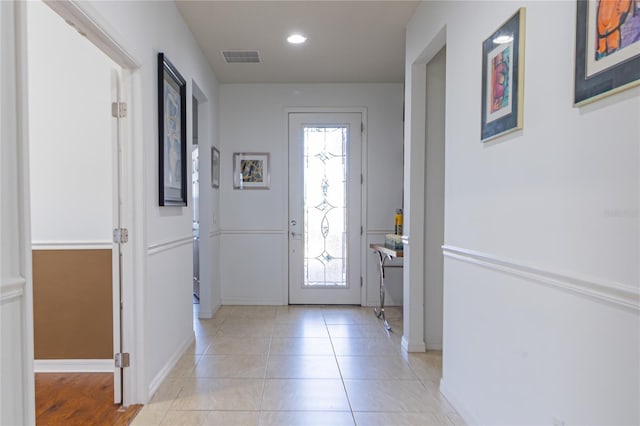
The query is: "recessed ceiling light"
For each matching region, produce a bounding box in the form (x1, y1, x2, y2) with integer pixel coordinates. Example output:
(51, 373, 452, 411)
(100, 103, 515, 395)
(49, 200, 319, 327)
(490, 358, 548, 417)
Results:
(493, 35, 513, 44)
(287, 34, 307, 45)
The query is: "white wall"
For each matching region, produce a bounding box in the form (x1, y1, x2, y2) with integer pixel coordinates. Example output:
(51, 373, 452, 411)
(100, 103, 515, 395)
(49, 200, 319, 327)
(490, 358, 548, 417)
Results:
(72, 0, 221, 402)
(28, 1, 115, 246)
(405, 1, 639, 424)
(219, 84, 404, 306)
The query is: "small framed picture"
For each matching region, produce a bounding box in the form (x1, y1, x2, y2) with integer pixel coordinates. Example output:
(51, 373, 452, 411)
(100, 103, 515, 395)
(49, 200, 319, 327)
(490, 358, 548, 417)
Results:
(481, 8, 526, 142)
(233, 152, 270, 190)
(211, 146, 220, 188)
(574, 0, 640, 105)
(158, 52, 187, 206)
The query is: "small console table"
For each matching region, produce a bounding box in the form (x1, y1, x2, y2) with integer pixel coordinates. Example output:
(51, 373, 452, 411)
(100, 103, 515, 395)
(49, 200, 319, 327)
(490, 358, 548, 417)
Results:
(369, 243, 403, 331)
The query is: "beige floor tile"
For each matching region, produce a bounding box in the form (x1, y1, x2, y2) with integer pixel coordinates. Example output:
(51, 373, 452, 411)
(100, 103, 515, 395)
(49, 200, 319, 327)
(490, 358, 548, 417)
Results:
(272, 323, 330, 338)
(407, 351, 443, 374)
(171, 378, 264, 411)
(336, 356, 417, 380)
(133, 305, 465, 426)
(261, 379, 350, 411)
(331, 337, 401, 356)
(275, 307, 326, 324)
(344, 379, 435, 412)
(327, 324, 388, 338)
(184, 339, 212, 356)
(130, 406, 169, 425)
(353, 411, 451, 426)
(161, 410, 260, 426)
(215, 323, 274, 338)
(205, 336, 271, 355)
(322, 309, 374, 325)
(266, 355, 340, 379)
(258, 411, 354, 425)
(223, 306, 278, 319)
(193, 355, 267, 378)
(270, 337, 334, 355)
(159, 410, 210, 425)
(167, 354, 201, 379)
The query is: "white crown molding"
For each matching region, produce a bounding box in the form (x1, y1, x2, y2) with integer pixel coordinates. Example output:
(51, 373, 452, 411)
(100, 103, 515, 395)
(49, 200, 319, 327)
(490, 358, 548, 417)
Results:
(34, 359, 113, 373)
(442, 245, 640, 311)
(147, 236, 194, 256)
(1, 277, 26, 302)
(32, 241, 112, 250)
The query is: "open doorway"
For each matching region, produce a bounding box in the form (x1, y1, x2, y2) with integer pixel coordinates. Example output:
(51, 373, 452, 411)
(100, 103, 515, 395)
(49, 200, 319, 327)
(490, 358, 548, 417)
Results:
(424, 46, 446, 351)
(26, 1, 139, 421)
(192, 96, 200, 304)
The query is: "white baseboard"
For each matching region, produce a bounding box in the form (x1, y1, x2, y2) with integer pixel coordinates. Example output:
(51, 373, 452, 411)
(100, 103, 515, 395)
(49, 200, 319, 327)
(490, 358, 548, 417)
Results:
(401, 335, 426, 352)
(440, 378, 480, 426)
(34, 359, 113, 373)
(425, 342, 443, 351)
(148, 333, 195, 400)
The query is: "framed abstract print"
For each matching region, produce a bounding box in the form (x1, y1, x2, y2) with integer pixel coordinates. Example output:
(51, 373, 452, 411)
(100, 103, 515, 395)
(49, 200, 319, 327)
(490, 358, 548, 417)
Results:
(233, 152, 270, 189)
(158, 52, 187, 206)
(481, 8, 526, 142)
(574, 0, 640, 105)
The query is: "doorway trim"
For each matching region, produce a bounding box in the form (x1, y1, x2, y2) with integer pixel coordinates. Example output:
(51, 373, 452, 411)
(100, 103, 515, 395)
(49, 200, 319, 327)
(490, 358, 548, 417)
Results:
(403, 26, 447, 352)
(20, 0, 144, 405)
(283, 107, 368, 305)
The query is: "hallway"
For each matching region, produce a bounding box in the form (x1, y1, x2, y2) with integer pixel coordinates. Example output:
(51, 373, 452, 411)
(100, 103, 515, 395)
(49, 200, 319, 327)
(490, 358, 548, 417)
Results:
(131, 306, 463, 425)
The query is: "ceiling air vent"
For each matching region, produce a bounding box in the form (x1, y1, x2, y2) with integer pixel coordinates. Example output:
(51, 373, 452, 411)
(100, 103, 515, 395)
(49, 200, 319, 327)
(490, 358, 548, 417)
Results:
(222, 50, 261, 63)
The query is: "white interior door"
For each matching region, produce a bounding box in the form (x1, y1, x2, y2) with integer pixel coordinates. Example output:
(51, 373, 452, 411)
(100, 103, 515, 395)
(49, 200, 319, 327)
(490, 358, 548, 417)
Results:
(111, 69, 124, 404)
(288, 113, 362, 305)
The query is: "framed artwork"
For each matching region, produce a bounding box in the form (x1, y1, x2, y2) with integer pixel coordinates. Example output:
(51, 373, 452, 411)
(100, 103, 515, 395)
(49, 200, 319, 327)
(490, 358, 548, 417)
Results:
(574, 0, 640, 105)
(233, 152, 270, 189)
(158, 53, 187, 206)
(481, 8, 526, 142)
(211, 146, 220, 188)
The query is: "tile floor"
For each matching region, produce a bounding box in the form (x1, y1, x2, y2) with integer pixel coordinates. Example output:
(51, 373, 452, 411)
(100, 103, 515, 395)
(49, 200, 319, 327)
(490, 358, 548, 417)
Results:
(131, 305, 464, 426)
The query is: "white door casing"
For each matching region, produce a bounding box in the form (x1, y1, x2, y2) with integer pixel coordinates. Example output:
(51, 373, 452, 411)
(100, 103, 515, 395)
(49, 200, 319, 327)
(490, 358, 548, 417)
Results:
(1, 1, 36, 424)
(288, 112, 362, 305)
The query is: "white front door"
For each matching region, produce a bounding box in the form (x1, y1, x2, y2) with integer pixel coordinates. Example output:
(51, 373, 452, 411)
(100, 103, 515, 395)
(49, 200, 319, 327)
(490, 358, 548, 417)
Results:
(288, 113, 362, 305)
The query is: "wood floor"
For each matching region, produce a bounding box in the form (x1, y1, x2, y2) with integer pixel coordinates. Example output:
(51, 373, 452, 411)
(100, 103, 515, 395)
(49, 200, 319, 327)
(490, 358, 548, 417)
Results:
(36, 373, 142, 425)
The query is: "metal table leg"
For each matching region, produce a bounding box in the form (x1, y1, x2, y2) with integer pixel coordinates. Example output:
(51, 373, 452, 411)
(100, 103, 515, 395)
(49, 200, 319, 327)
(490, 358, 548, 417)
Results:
(373, 250, 392, 331)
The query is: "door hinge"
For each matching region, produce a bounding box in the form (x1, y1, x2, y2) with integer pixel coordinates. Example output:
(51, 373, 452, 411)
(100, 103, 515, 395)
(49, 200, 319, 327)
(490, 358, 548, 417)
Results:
(111, 102, 127, 118)
(361, 226, 363, 236)
(360, 276, 363, 287)
(113, 228, 128, 244)
(361, 174, 364, 184)
(114, 352, 130, 368)
(361, 122, 364, 133)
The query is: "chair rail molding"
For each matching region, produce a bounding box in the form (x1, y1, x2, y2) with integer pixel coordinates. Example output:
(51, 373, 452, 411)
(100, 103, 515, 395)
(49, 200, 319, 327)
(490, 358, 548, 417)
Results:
(147, 235, 194, 256)
(442, 245, 640, 311)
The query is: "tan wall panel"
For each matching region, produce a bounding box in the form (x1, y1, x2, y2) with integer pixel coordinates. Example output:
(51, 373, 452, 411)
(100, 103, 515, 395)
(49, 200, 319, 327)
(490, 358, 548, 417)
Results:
(33, 249, 113, 359)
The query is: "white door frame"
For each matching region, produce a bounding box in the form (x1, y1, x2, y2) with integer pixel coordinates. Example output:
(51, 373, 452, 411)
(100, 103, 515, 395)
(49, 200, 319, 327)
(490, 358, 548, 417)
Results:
(284, 107, 368, 305)
(19, 0, 145, 406)
(2, 2, 36, 424)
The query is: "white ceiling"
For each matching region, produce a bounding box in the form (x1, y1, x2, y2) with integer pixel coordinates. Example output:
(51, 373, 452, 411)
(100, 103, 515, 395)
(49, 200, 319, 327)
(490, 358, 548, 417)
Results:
(175, 1, 419, 84)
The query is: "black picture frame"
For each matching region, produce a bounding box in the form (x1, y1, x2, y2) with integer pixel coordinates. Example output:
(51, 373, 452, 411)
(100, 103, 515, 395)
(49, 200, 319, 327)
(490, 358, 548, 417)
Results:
(481, 8, 526, 142)
(574, 0, 640, 106)
(158, 52, 187, 206)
